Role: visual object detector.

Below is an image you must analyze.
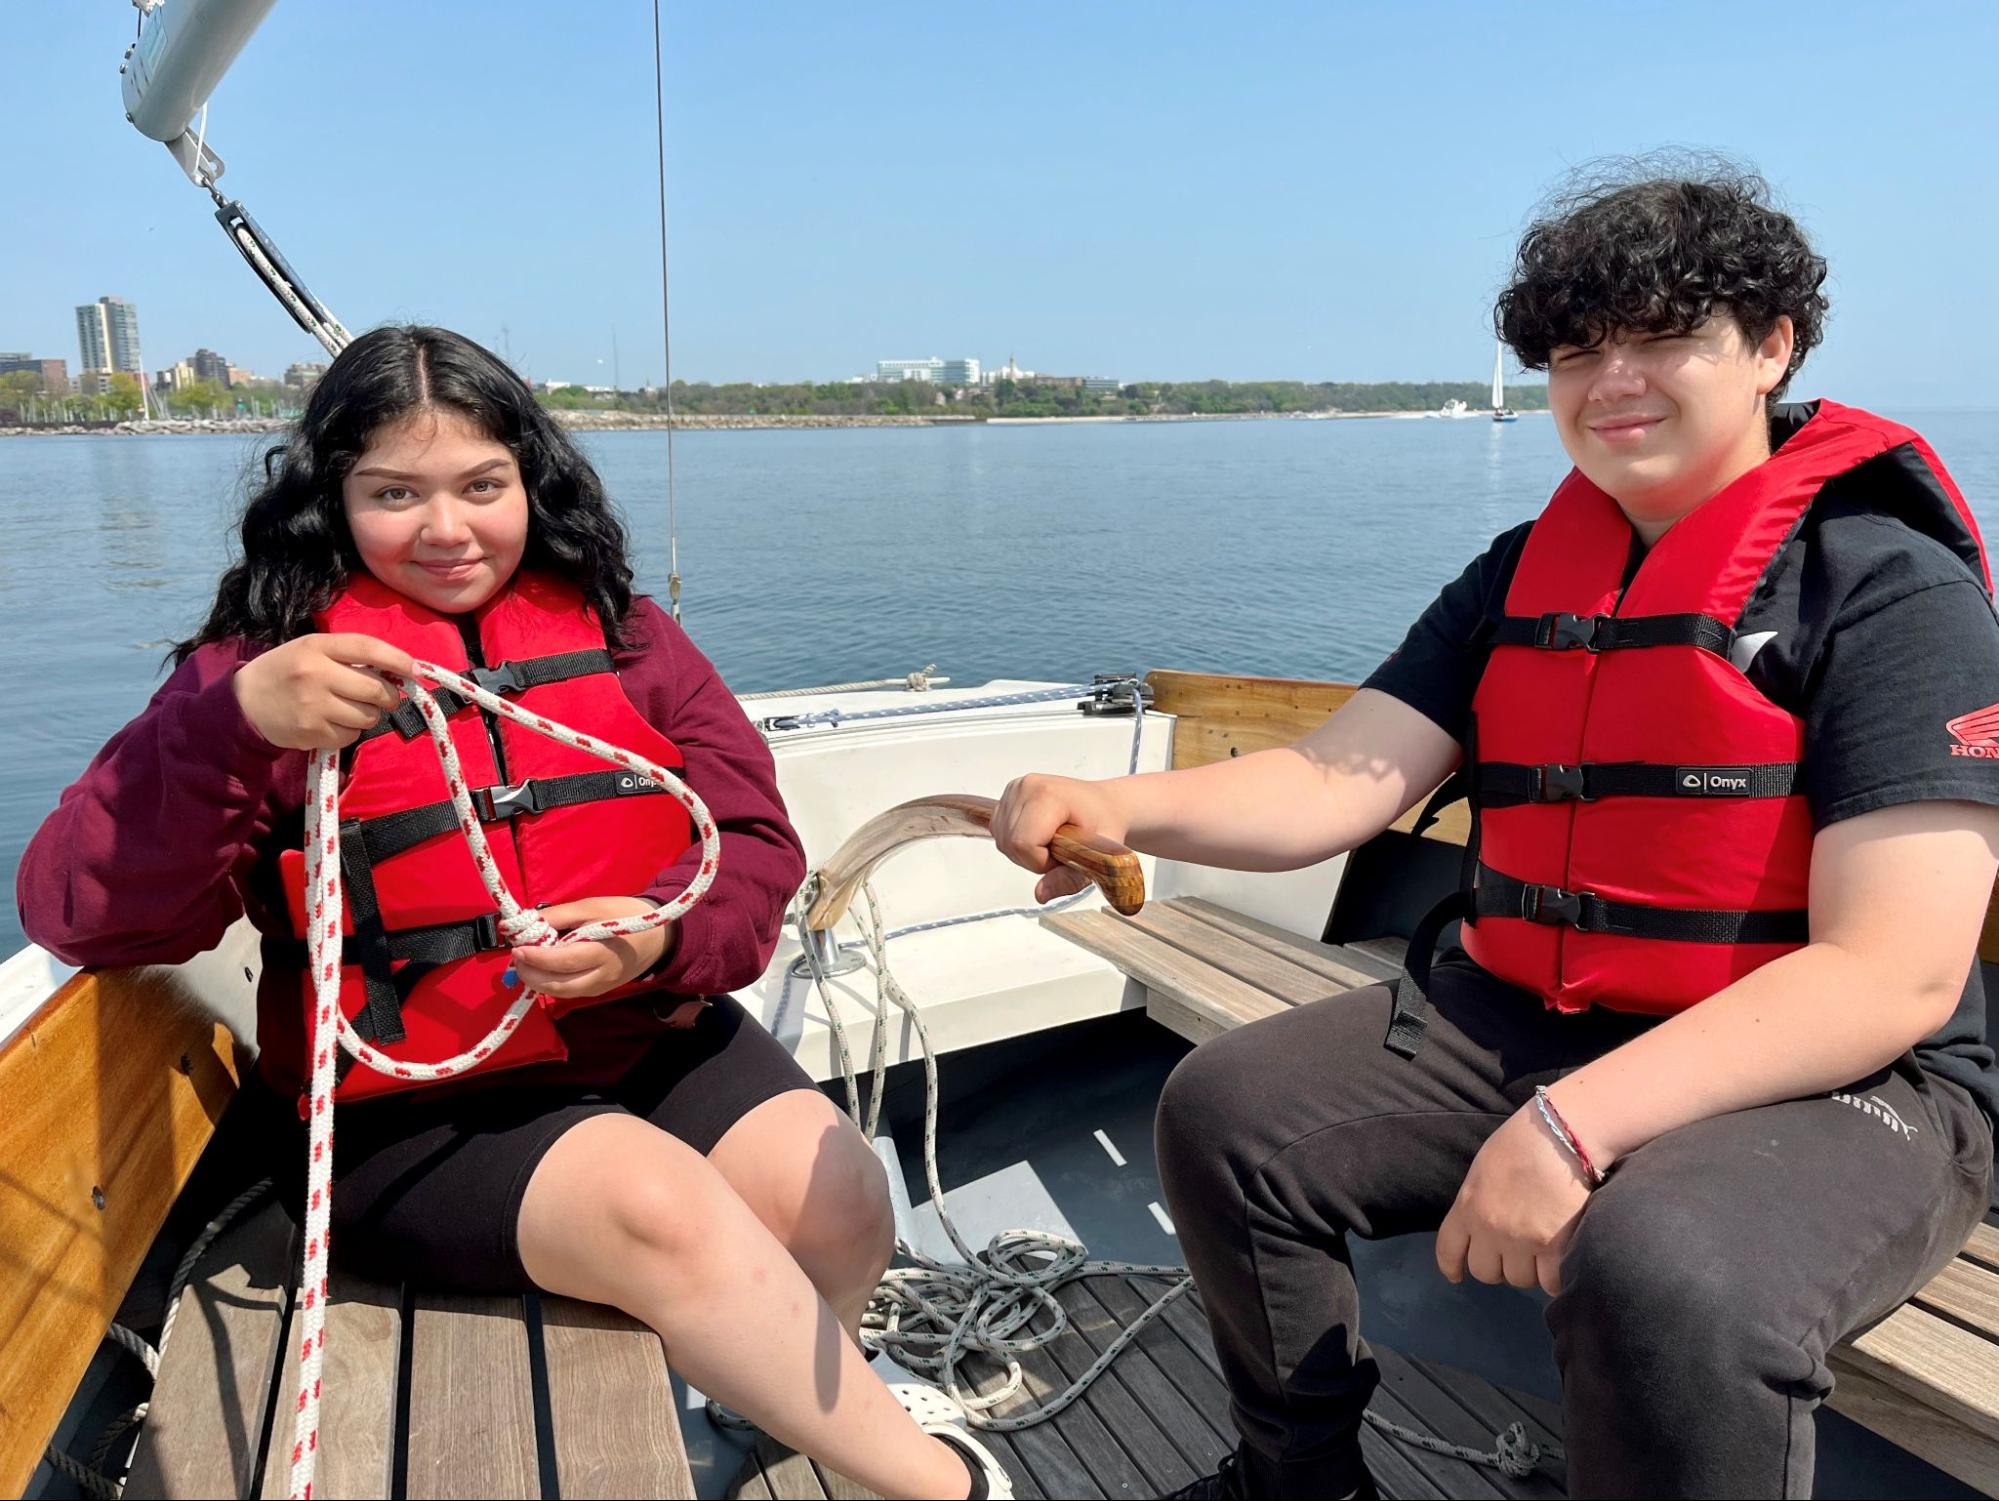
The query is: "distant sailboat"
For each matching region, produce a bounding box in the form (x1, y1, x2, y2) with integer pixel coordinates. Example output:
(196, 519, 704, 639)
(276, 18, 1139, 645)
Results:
(1491, 341, 1517, 423)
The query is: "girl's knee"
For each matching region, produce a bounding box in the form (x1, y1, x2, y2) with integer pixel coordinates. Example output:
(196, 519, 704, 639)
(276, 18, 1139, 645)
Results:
(790, 1137, 896, 1280)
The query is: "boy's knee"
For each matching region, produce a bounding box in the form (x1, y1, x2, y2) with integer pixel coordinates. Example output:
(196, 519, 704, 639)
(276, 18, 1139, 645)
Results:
(1551, 1192, 1790, 1394)
(1156, 1037, 1251, 1181)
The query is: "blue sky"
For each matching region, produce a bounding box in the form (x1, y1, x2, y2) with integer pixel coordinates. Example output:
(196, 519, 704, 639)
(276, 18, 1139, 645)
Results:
(3, 1, 1995, 405)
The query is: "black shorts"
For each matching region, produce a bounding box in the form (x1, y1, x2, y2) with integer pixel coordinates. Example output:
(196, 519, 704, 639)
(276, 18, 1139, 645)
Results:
(258, 995, 816, 1292)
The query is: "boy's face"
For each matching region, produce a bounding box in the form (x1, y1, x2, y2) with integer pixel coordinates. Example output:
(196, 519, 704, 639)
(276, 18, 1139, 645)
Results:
(1547, 313, 1795, 537)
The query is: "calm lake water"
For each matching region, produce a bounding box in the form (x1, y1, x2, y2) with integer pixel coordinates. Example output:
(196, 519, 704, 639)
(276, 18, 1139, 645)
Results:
(5, 411, 1995, 956)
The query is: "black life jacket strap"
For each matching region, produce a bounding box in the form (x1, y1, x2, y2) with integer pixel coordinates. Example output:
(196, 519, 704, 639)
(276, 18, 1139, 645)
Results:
(370, 912, 509, 968)
(1476, 760, 1804, 807)
(337, 819, 407, 1048)
(349, 768, 670, 865)
(1472, 862, 1808, 945)
(360, 648, 617, 743)
(1491, 611, 1735, 657)
(280, 909, 509, 977)
(1385, 892, 1468, 1059)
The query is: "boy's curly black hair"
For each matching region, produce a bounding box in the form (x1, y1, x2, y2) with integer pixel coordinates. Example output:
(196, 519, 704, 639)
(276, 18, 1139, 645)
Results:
(1495, 154, 1829, 399)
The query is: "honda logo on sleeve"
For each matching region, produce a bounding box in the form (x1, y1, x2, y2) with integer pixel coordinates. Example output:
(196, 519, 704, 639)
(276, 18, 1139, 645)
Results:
(1947, 703, 1999, 759)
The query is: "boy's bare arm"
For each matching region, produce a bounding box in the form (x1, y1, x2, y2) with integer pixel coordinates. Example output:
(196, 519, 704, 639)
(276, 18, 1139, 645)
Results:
(993, 687, 1461, 897)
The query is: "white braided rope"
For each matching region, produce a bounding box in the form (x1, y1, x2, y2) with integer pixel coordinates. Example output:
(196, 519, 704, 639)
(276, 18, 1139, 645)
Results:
(289, 659, 721, 1499)
(773, 883, 1188, 1431)
(99, 1323, 159, 1381)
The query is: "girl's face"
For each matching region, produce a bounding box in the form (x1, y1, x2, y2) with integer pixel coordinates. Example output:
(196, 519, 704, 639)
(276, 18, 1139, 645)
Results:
(341, 407, 529, 613)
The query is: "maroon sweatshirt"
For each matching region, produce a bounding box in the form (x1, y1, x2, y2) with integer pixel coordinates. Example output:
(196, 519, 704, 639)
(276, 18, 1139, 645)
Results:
(15, 597, 808, 1098)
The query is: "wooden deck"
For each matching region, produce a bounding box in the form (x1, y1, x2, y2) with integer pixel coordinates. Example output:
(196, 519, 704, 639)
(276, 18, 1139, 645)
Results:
(734, 1274, 1566, 1501)
(120, 1192, 1563, 1500)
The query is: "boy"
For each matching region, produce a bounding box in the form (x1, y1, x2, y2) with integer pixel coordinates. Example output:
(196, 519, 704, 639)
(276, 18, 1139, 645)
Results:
(994, 165, 1999, 1498)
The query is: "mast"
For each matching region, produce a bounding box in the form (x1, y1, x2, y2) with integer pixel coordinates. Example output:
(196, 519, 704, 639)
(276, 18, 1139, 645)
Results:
(1491, 341, 1505, 414)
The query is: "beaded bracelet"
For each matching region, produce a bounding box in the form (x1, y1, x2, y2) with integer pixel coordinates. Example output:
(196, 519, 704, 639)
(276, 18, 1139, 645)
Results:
(1533, 1085, 1606, 1189)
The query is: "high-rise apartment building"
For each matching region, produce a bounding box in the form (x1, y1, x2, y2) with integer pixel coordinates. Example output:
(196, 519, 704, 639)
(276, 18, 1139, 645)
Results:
(190, 348, 232, 386)
(76, 296, 143, 376)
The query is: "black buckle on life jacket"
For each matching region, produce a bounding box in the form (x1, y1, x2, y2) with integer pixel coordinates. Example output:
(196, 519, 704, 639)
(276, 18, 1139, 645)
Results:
(1532, 764, 1589, 802)
(1520, 883, 1583, 926)
(469, 660, 527, 696)
(474, 912, 505, 950)
(1535, 612, 1603, 651)
(473, 778, 544, 820)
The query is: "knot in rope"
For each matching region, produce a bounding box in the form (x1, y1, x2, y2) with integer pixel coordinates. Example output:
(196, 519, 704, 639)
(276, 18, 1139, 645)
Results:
(499, 910, 558, 948)
(1495, 1421, 1544, 1479)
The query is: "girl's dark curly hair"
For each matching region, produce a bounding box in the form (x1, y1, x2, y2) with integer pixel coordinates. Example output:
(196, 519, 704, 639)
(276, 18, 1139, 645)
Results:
(1495, 155, 1829, 399)
(177, 324, 639, 662)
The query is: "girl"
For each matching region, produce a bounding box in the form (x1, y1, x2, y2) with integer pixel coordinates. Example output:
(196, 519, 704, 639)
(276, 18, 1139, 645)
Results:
(18, 326, 1008, 1501)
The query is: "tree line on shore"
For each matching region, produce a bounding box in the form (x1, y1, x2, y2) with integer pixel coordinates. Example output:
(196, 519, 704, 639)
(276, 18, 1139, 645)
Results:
(2, 368, 1550, 427)
(0, 369, 304, 424)
(541, 378, 1550, 420)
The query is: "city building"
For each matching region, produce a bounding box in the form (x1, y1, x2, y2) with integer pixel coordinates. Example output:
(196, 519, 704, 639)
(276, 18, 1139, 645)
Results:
(189, 348, 231, 386)
(940, 358, 981, 387)
(1082, 376, 1122, 394)
(984, 355, 1034, 385)
(0, 353, 69, 393)
(284, 361, 328, 389)
(154, 361, 197, 393)
(76, 296, 143, 376)
(75, 369, 117, 396)
(875, 358, 944, 383)
(225, 365, 258, 388)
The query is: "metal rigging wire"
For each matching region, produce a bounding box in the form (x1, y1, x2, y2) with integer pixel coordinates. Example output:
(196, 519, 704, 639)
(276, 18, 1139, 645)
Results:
(651, 0, 683, 622)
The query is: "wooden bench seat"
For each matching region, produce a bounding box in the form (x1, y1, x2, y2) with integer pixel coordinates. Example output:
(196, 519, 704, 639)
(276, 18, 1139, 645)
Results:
(121, 1199, 694, 1499)
(1046, 892, 1999, 1496)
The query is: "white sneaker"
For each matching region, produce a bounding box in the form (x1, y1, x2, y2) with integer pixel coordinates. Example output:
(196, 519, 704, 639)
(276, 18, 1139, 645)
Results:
(888, 1382, 1015, 1500)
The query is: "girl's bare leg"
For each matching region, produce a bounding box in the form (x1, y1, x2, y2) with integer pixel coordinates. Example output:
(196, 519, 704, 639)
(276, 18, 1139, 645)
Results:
(705, 1088, 896, 1338)
(516, 1112, 969, 1501)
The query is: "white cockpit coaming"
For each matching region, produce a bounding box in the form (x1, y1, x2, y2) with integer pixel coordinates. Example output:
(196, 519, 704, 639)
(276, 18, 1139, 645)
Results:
(0, 681, 1351, 1075)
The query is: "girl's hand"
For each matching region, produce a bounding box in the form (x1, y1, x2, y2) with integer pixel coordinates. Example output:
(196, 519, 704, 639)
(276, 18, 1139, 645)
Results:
(991, 773, 1129, 902)
(1435, 1104, 1593, 1296)
(233, 633, 416, 750)
(509, 896, 676, 1001)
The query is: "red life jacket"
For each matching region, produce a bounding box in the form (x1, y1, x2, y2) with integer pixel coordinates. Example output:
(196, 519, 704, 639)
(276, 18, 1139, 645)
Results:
(279, 570, 692, 1101)
(1390, 402, 1987, 1050)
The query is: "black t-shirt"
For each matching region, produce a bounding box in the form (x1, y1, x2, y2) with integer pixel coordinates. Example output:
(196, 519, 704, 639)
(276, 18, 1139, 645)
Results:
(1364, 460, 1999, 1128)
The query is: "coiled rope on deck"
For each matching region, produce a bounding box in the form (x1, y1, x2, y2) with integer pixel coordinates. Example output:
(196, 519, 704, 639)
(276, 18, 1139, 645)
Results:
(287, 661, 721, 1499)
(783, 692, 1558, 1477)
(773, 697, 1201, 1429)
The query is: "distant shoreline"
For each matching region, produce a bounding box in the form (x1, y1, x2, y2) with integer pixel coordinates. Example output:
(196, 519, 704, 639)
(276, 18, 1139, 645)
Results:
(0, 408, 1549, 439)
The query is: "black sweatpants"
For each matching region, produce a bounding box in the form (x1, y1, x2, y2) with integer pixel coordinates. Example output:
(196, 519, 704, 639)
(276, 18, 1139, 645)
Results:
(1153, 956, 1993, 1499)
